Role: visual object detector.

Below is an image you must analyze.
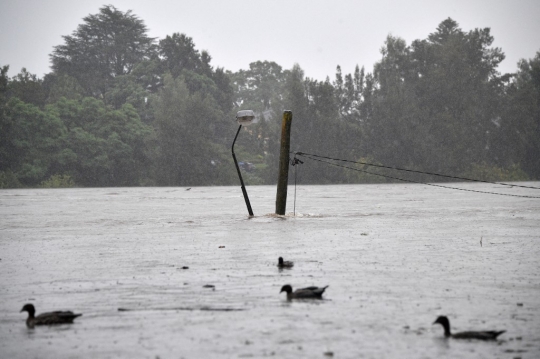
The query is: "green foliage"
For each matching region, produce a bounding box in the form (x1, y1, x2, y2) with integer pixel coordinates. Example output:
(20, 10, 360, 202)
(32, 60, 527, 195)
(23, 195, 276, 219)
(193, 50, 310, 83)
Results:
(461, 163, 529, 182)
(0, 65, 8, 93)
(211, 67, 235, 114)
(51, 5, 156, 96)
(8, 68, 47, 107)
(44, 73, 85, 103)
(334, 65, 364, 122)
(159, 33, 204, 77)
(282, 65, 365, 184)
(40, 174, 75, 188)
(3, 97, 66, 186)
(104, 74, 147, 110)
(152, 74, 236, 186)
(492, 51, 540, 179)
(341, 157, 388, 184)
(0, 65, 10, 170)
(361, 18, 510, 178)
(2, 12, 539, 188)
(242, 171, 266, 186)
(158, 33, 234, 115)
(0, 170, 22, 188)
(231, 61, 288, 114)
(0, 92, 152, 187)
(51, 97, 153, 186)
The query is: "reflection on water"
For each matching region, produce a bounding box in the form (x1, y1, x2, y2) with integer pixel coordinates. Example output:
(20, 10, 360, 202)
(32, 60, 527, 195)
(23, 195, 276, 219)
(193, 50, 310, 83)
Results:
(432, 336, 451, 349)
(0, 183, 539, 358)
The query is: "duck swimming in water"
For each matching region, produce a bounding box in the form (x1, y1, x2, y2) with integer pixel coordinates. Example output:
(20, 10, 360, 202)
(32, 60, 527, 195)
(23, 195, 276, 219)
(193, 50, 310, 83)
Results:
(433, 315, 505, 340)
(280, 284, 328, 299)
(277, 257, 294, 269)
(20, 303, 82, 328)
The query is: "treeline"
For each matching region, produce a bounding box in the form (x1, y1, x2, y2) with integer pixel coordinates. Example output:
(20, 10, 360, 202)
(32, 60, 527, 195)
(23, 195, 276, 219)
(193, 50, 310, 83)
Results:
(1, 6, 539, 188)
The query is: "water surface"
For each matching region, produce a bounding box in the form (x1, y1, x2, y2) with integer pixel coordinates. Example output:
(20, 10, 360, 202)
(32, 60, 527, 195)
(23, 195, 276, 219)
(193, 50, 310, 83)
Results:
(1, 183, 539, 358)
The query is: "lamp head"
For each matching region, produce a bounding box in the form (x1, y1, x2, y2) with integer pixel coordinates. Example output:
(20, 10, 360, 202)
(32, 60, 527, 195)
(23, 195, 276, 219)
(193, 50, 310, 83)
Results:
(236, 110, 256, 126)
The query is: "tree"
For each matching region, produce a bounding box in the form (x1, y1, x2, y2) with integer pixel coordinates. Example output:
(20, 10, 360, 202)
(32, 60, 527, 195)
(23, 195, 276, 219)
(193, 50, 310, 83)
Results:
(232, 61, 288, 114)
(411, 19, 505, 174)
(211, 67, 235, 115)
(494, 51, 540, 179)
(366, 35, 431, 172)
(51, 5, 156, 97)
(104, 74, 147, 111)
(159, 33, 203, 78)
(152, 74, 235, 186)
(2, 98, 66, 186)
(514, 52, 540, 178)
(49, 96, 153, 186)
(0, 65, 12, 175)
(333, 65, 366, 124)
(158, 33, 234, 115)
(43, 73, 85, 103)
(8, 68, 47, 107)
(365, 19, 507, 176)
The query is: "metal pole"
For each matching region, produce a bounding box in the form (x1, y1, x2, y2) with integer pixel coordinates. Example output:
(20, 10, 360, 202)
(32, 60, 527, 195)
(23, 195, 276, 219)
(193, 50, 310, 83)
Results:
(275, 111, 292, 215)
(232, 125, 254, 216)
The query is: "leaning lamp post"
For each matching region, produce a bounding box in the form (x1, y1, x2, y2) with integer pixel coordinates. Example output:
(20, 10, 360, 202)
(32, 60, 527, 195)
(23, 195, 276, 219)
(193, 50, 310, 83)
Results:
(232, 110, 255, 216)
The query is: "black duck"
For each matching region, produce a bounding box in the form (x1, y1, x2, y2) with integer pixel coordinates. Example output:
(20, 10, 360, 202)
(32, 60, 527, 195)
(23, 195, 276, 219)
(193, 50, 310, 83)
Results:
(20, 303, 82, 328)
(433, 315, 505, 340)
(280, 284, 328, 299)
(277, 257, 294, 269)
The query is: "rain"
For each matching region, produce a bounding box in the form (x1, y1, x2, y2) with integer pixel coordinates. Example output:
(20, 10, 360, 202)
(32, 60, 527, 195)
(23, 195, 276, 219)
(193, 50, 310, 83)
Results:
(1, 1, 540, 358)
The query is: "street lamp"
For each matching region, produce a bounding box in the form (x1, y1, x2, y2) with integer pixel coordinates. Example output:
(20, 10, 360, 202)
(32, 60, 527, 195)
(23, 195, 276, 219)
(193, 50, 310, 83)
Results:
(232, 110, 255, 216)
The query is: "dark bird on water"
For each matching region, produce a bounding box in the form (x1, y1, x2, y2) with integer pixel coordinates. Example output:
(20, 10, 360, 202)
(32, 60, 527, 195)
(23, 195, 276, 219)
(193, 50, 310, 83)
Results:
(20, 303, 82, 328)
(433, 315, 505, 340)
(277, 257, 294, 269)
(280, 284, 328, 299)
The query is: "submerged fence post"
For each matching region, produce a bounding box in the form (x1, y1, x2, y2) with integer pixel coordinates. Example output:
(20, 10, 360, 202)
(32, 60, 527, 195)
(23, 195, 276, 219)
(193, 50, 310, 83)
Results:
(275, 110, 292, 215)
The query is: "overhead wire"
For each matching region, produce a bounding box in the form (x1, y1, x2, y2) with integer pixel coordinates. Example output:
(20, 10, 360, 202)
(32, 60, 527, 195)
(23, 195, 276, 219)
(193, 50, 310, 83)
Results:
(292, 152, 540, 199)
(294, 151, 540, 190)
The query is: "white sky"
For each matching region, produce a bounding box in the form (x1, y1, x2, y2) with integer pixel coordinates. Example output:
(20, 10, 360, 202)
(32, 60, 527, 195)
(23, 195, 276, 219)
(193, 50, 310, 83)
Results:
(1, 0, 539, 81)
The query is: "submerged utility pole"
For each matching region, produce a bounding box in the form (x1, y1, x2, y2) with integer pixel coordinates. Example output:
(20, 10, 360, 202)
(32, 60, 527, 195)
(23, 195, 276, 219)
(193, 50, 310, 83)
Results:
(275, 110, 292, 215)
(232, 110, 255, 217)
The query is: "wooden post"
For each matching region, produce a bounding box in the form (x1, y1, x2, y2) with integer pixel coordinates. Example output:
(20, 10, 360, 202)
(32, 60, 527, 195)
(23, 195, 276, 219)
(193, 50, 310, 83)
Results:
(275, 111, 292, 215)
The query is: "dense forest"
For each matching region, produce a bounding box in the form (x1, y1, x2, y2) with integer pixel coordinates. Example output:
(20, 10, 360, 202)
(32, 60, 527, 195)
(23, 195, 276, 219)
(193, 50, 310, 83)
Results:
(1, 5, 539, 188)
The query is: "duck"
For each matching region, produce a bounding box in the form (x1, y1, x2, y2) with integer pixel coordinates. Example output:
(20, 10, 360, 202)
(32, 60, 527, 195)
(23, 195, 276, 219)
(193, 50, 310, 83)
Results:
(280, 284, 328, 299)
(20, 303, 82, 328)
(433, 315, 505, 340)
(277, 257, 294, 269)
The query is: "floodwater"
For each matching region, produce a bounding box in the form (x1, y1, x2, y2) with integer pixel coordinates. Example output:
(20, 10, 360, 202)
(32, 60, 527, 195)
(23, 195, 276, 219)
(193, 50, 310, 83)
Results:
(0, 183, 539, 358)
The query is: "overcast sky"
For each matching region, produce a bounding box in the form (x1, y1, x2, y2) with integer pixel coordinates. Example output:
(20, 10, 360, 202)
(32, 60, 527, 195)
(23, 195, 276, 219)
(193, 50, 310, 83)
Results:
(1, 0, 539, 81)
